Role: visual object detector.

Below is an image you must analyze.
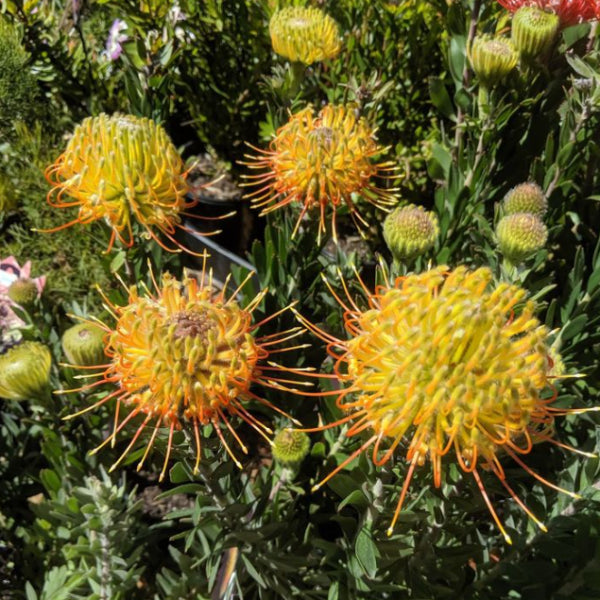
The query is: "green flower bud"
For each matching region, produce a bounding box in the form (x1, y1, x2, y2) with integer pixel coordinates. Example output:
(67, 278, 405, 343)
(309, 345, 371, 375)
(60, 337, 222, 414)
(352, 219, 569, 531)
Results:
(503, 182, 547, 218)
(383, 204, 439, 261)
(0, 341, 51, 400)
(469, 35, 518, 87)
(7, 278, 38, 307)
(272, 429, 310, 466)
(62, 323, 106, 367)
(512, 6, 559, 59)
(496, 213, 548, 263)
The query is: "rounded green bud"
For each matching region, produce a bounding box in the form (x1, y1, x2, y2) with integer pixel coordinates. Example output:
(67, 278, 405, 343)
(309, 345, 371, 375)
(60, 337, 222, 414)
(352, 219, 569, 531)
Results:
(503, 182, 547, 218)
(61, 323, 106, 367)
(7, 278, 38, 307)
(272, 429, 310, 466)
(383, 204, 439, 261)
(496, 213, 548, 263)
(512, 6, 559, 59)
(0, 341, 51, 400)
(470, 35, 518, 87)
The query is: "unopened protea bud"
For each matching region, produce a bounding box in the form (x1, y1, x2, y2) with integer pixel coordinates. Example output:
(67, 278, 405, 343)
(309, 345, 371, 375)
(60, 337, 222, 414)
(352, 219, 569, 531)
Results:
(470, 35, 518, 87)
(383, 204, 439, 261)
(269, 6, 341, 65)
(272, 429, 310, 466)
(503, 182, 547, 218)
(0, 341, 51, 400)
(496, 213, 548, 263)
(512, 6, 559, 59)
(62, 323, 106, 367)
(7, 278, 38, 307)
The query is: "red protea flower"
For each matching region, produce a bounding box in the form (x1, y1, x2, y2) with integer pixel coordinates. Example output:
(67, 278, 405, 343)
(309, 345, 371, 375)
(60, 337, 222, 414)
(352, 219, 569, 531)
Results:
(497, 0, 599, 26)
(296, 265, 598, 542)
(62, 256, 308, 481)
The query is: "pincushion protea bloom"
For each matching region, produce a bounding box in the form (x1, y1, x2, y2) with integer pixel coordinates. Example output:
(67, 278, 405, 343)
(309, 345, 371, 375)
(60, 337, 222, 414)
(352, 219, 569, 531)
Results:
(42, 113, 225, 255)
(296, 266, 597, 543)
(497, 0, 599, 26)
(242, 105, 398, 243)
(62, 257, 308, 481)
(269, 6, 341, 65)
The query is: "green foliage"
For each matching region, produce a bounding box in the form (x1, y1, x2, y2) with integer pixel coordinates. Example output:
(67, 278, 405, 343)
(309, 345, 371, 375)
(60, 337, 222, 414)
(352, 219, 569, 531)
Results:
(27, 468, 145, 600)
(0, 123, 111, 313)
(1, 1, 600, 599)
(0, 17, 37, 139)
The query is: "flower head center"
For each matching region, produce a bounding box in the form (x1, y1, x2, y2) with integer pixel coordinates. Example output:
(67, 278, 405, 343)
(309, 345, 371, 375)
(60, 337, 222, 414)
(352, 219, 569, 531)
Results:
(308, 126, 338, 151)
(169, 309, 216, 341)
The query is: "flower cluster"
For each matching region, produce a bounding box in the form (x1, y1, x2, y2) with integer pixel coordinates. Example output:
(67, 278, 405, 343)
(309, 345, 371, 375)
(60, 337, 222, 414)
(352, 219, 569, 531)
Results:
(64, 260, 303, 481)
(43, 113, 219, 254)
(242, 104, 398, 242)
(297, 266, 584, 542)
(269, 6, 341, 65)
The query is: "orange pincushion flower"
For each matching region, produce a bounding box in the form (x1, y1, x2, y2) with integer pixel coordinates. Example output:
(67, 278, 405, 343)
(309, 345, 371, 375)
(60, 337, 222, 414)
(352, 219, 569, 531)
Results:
(63, 259, 305, 481)
(242, 105, 398, 242)
(43, 113, 223, 254)
(297, 266, 596, 542)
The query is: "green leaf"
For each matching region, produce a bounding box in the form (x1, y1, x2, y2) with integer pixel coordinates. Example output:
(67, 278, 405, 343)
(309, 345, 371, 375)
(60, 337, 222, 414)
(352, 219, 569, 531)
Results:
(25, 582, 37, 600)
(40, 469, 61, 494)
(561, 314, 588, 343)
(355, 527, 377, 578)
(429, 77, 455, 120)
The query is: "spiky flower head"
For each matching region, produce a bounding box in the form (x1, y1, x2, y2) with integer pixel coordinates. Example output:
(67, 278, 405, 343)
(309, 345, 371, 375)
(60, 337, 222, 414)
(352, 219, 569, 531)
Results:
(298, 266, 591, 542)
(497, 213, 548, 263)
(503, 182, 547, 217)
(511, 6, 560, 58)
(272, 429, 310, 466)
(43, 113, 213, 254)
(64, 261, 304, 481)
(497, 0, 598, 27)
(269, 6, 341, 65)
(62, 323, 106, 367)
(469, 35, 518, 87)
(383, 204, 439, 261)
(242, 104, 398, 242)
(7, 278, 38, 307)
(0, 341, 51, 401)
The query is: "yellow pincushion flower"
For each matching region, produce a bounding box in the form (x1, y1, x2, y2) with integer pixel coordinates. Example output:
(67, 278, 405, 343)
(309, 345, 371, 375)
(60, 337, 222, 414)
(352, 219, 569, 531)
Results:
(242, 104, 398, 242)
(43, 113, 217, 254)
(297, 266, 595, 543)
(269, 6, 341, 65)
(63, 259, 305, 481)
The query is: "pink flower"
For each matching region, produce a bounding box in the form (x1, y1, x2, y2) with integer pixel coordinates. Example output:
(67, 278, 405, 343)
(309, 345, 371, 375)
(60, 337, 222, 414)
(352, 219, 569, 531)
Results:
(105, 19, 128, 61)
(497, 0, 600, 26)
(0, 256, 46, 332)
